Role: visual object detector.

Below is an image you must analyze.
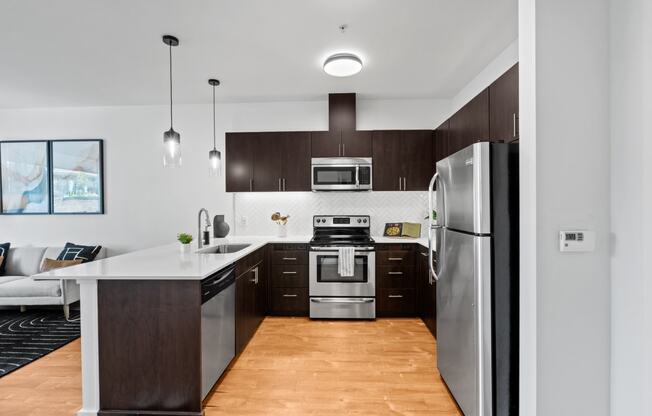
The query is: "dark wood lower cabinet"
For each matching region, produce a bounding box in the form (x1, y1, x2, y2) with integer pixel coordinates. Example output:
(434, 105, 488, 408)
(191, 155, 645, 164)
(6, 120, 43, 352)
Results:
(417, 246, 437, 338)
(269, 244, 309, 316)
(377, 288, 416, 317)
(97, 280, 203, 416)
(235, 248, 267, 356)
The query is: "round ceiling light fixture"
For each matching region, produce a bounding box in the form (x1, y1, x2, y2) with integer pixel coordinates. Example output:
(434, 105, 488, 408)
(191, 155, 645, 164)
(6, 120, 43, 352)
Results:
(323, 53, 363, 77)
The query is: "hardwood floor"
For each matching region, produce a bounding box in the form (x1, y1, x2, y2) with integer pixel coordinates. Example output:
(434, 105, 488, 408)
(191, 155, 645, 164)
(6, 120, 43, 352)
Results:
(204, 317, 461, 415)
(0, 317, 461, 416)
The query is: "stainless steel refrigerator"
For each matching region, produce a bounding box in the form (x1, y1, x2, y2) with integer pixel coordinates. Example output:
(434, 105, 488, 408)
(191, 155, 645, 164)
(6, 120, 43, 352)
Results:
(428, 142, 519, 416)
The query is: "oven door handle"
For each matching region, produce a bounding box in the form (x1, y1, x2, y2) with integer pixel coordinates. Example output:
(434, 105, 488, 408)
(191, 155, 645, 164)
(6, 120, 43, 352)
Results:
(310, 246, 375, 252)
(310, 298, 375, 304)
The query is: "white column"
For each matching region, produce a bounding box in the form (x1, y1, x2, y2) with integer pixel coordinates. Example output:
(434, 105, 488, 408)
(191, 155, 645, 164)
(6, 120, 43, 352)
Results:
(519, 0, 611, 415)
(76, 279, 100, 416)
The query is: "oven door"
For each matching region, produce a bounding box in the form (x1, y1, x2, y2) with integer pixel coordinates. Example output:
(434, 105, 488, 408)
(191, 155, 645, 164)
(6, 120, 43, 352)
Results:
(309, 249, 375, 297)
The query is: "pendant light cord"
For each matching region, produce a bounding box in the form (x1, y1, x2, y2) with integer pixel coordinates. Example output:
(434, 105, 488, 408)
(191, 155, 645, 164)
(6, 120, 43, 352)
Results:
(212, 85, 216, 149)
(169, 44, 173, 128)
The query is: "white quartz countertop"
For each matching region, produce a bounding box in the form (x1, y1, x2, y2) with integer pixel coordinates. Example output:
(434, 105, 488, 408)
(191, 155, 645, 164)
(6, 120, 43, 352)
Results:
(34, 235, 431, 281)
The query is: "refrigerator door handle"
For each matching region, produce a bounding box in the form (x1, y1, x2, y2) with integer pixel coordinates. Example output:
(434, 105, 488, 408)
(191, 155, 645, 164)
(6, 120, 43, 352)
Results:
(428, 172, 440, 283)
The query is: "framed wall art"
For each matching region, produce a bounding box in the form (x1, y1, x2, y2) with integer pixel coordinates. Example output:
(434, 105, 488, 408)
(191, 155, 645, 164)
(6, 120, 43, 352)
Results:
(0, 141, 51, 214)
(50, 139, 104, 214)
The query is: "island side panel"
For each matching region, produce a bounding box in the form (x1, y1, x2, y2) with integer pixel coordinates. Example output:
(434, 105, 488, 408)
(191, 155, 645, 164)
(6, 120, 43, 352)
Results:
(97, 280, 202, 416)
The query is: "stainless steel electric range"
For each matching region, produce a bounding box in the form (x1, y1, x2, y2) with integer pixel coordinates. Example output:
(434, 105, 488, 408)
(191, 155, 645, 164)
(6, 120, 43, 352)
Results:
(309, 215, 376, 319)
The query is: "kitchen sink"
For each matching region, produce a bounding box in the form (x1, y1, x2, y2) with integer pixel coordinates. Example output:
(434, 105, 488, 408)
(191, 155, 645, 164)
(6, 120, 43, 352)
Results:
(198, 244, 251, 254)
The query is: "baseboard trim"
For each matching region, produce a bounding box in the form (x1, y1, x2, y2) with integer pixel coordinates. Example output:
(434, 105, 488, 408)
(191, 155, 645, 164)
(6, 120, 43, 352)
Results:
(98, 411, 203, 416)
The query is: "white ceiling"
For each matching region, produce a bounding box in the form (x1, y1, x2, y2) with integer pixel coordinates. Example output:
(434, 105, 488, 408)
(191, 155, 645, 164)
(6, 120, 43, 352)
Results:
(0, 0, 517, 108)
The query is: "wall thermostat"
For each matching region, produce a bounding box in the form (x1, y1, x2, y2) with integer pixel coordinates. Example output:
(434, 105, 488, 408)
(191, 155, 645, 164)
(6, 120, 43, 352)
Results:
(559, 231, 595, 252)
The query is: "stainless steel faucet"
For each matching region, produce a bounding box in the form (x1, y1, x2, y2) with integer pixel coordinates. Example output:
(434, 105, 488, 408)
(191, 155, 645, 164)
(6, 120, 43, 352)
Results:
(198, 208, 211, 249)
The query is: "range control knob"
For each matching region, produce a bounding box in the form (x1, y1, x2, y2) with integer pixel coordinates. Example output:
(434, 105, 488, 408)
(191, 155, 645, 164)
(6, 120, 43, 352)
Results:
(363, 219, 368, 223)
(357, 219, 362, 223)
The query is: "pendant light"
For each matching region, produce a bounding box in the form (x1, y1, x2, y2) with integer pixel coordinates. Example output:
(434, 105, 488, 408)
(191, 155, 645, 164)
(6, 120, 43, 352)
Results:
(162, 35, 181, 167)
(208, 78, 221, 176)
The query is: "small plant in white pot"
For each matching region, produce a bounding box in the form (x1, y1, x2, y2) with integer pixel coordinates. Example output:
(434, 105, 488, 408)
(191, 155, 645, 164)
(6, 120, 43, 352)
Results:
(271, 212, 290, 238)
(177, 233, 193, 253)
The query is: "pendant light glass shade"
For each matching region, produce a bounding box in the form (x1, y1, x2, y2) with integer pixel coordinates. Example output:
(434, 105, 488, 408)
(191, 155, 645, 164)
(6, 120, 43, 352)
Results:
(208, 78, 221, 176)
(209, 148, 221, 176)
(163, 35, 181, 167)
(163, 128, 181, 167)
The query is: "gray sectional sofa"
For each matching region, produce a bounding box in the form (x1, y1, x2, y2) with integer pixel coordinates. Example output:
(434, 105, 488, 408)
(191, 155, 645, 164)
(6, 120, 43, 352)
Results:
(0, 246, 107, 319)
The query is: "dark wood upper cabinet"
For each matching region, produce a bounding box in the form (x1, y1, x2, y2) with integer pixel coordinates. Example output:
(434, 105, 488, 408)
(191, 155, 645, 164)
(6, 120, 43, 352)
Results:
(372, 130, 433, 191)
(281, 132, 311, 191)
(341, 130, 372, 157)
(225, 132, 255, 192)
(329, 93, 356, 132)
(253, 132, 283, 192)
(311, 130, 341, 157)
(489, 63, 519, 143)
(449, 88, 490, 155)
(403, 130, 433, 191)
(433, 120, 450, 164)
(372, 130, 403, 191)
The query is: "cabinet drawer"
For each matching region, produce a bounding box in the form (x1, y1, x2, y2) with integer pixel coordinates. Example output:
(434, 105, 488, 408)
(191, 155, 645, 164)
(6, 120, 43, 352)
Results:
(377, 266, 416, 289)
(271, 265, 308, 288)
(271, 250, 308, 265)
(272, 243, 309, 251)
(377, 288, 416, 317)
(271, 287, 308, 315)
(377, 250, 415, 266)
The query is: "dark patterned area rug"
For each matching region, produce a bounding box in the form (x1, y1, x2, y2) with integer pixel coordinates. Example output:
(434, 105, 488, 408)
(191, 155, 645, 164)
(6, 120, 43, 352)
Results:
(0, 308, 80, 377)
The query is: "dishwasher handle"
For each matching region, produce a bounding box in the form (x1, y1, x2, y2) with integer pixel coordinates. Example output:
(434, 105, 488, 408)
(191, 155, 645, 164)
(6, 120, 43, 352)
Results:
(201, 265, 235, 303)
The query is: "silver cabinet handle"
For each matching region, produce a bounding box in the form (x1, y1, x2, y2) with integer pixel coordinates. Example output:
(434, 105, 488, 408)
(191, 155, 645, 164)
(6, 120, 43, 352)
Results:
(398, 177, 402, 191)
(388, 257, 403, 261)
(283, 178, 286, 191)
(388, 271, 403, 275)
(342, 143, 346, 156)
(420, 252, 429, 257)
(311, 298, 374, 304)
(249, 178, 253, 192)
(278, 178, 282, 191)
(388, 295, 404, 299)
(250, 266, 259, 284)
(283, 294, 298, 298)
(282, 271, 297, 275)
(403, 177, 407, 190)
(282, 257, 297, 261)
(513, 113, 517, 138)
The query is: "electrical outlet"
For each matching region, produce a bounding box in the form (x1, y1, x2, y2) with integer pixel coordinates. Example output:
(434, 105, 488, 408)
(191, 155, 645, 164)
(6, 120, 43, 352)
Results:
(239, 216, 248, 226)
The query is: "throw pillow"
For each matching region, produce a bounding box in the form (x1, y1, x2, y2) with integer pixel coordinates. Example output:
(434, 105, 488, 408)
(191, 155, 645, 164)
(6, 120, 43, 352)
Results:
(40, 258, 83, 273)
(0, 242, 10, 275)
(56, 243, 102, 263)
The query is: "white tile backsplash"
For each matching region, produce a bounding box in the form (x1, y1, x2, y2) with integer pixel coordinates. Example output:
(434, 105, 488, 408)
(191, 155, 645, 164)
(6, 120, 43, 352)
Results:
(233, 191, 430, 237)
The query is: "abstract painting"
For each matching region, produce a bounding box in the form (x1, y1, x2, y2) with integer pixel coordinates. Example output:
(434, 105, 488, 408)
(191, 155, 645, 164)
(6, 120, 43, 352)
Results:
(51, 140, 104, 214)
(0, 141, 50, 214)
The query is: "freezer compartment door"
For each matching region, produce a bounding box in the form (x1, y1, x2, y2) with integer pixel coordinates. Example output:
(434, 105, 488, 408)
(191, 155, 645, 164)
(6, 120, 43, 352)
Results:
(436, 142, 491, 234)
(436, 229, 492, 416)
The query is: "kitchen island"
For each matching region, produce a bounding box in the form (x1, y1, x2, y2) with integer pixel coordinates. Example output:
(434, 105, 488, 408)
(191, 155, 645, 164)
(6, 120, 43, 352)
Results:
(35, 235, 431, 416)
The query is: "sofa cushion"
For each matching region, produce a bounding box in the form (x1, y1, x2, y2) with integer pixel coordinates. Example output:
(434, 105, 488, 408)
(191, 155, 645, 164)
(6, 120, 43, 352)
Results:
(0, 243, 10, 275)
(40, 258, 83, 273)
(56, 243, 102, 263)
(0, 277, 61, 298)
(4, 247, 47, 277)
(0, 275, 26, 285)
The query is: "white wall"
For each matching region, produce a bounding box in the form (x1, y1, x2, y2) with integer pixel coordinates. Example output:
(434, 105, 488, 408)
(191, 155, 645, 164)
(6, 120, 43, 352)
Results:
(610, 0, 652, 414)
(450, 39, 519, 116)
(0, 98, 448, 254)
(519, 0, 611, 415)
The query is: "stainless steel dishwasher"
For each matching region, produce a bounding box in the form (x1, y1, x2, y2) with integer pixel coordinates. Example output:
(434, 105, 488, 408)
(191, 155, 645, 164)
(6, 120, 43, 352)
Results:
(201, 264, 236, 399)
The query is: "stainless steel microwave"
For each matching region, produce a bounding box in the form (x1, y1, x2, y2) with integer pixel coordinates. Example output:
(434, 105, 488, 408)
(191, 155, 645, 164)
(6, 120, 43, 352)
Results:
(311, 157, 372, 191)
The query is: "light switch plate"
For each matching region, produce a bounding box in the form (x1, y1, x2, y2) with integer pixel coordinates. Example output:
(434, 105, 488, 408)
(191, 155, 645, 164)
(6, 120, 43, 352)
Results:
(559, 230, 595, 252)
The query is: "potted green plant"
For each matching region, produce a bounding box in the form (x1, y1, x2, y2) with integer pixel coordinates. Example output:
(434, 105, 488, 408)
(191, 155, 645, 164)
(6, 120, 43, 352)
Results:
(177, 233, 193, 253)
